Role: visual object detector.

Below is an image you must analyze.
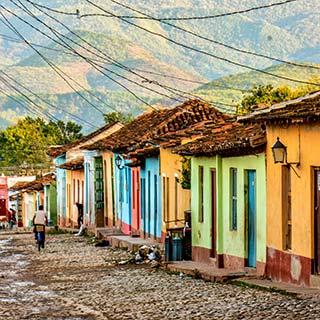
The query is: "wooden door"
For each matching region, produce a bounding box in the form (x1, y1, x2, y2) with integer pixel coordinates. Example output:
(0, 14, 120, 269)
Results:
(0, 199, 6, 217)
(247, 170, 257, 268)
(210, 169, 216, 258)
(95, 157, 104, 228)
(314, 169, 320, 273)
(141, 178, 146, 238)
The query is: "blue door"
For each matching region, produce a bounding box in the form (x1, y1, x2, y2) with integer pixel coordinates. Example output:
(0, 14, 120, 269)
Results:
(141, 178, 146, 237)
(247, 170, 256, 268)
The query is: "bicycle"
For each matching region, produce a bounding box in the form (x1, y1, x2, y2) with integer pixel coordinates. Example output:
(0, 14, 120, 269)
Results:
(35, 224, 45, 252)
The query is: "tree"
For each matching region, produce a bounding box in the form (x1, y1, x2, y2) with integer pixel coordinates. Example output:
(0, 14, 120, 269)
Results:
(0, 117, 83, 169)
(104, 111, 134, 125)
(239, 79, 319, 114)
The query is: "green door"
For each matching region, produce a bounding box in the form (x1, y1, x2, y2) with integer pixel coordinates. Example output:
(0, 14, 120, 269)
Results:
(95, 157, 105, 227)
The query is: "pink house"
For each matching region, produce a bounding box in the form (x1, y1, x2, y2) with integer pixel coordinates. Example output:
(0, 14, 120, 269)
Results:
(0, 176, 8, 220)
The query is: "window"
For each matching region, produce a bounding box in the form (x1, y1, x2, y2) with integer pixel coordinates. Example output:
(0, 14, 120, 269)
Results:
(198, 166, 204, 223)
(230, 168, 237, 230)
(282, 165, 292, 250)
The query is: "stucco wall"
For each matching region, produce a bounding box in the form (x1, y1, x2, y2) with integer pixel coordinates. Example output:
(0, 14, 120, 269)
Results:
(267, 124, 319, 259)
(160, 148, 191, 234)
(221, 154, 266, 263)
(140, 157, 162, 239)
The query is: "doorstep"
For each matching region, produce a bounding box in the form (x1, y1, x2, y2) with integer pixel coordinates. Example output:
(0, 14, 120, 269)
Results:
(106, 234, 164, 252)
(165, 261, 247, 282)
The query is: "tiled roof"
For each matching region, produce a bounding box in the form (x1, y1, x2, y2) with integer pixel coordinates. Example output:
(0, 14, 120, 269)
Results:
(174, 122, 266, 157)
(239, 91, 320, 124)
(10, 173, 55, 192)
(58, 157, 84, 170)
(87, 100, 232, 154)
(47, 122, 121, 157)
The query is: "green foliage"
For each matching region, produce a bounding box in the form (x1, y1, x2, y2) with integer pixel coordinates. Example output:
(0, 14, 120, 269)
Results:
(104, 111, 134, 125)
(239, 79, 319, 113)
(180, 157, 191, 190)
(0, 117, 83, 167)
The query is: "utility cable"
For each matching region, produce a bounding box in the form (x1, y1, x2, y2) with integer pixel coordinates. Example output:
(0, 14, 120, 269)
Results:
(108, 0, 320, 71)
(83, 0, 320, 87)
(0, 70, 98, 129)
(30, 0, 298, 21)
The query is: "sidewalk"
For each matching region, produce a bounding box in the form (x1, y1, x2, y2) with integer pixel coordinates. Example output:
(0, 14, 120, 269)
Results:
(165, 261, 247, 282)
(233, 277, 320, 297)
(106, 234, 164, 251)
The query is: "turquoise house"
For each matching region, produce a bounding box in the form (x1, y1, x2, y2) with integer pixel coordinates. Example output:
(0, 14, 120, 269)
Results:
(139, 156, 162, 240)
(176, 122, 267, 274)
(54, 154, 67, 226)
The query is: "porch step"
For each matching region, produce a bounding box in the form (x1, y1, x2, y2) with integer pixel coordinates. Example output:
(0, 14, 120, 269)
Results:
(95, 227, 123, 240)
(310, 275, 320, 288)
(106, 234, 164, 252)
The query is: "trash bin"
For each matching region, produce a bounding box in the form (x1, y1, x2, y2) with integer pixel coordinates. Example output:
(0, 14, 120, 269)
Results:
(165, 233, 172, 261)
(172, 235, 183, 261)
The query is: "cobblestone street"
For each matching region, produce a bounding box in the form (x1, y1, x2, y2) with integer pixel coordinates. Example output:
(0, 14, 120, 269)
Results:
(1, 233, 320, 320)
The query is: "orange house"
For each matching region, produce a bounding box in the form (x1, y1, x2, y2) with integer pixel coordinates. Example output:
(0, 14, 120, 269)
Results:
(240, 91, 320, 287)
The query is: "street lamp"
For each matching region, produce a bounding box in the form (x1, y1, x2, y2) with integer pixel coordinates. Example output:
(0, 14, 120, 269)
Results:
(115, 155, 124, 170)
(271, 137, 287, 164)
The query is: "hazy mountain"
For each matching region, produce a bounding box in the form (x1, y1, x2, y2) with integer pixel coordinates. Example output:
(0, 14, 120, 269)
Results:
(0, 0, 319, 131)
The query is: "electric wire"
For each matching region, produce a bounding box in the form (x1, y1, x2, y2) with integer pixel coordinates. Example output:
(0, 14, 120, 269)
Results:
(0, 9, 114, 115)
(30, 0, 298, 21)
(16, 0, 239, 111)
(108, 0, 320, 71)
(0, 75, 59, 122)
(83, 0, 320, 87)
(7, 1, 159, 109)
(0, 69, 98, 129)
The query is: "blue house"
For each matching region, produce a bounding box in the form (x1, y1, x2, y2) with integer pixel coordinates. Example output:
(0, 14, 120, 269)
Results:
(140, 157, 162, 240)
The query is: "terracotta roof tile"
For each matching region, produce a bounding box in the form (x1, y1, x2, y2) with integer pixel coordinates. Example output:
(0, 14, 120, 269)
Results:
(87, 100, 232, 154)
(58, 157, 84, 170)
(239, 91, 320, 124)
(174, 122, 266, 157)
(10, 173, 55, 192)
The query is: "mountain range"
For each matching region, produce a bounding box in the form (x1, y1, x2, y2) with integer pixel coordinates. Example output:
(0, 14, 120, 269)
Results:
(0, 0, 319, 131)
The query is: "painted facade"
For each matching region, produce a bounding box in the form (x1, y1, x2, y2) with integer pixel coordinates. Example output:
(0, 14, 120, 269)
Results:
(140, 157, 162, 240)
(160, 148, 191, 240)
(266, 124, 320, 286)
(190, 153, 267, 273)
(114, 154, 132, 234)
(55, 154, 67, 226)
(44, 182, 57, 226)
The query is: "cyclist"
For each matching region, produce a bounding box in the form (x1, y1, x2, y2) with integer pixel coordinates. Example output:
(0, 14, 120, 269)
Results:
(32, 205, 48, 250)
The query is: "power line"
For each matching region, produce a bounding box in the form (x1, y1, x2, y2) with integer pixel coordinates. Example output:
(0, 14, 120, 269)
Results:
(83, 0, 320, 88)
(0, 10, 110, 116)
(0, 32, 82, 58)
(7, 1, 159, 109)
(0, 74, 60, 122)
(17, 0, 239, 112)
(0, 70, 98, 129)
(108, 0, 320, 71)
(23, 0, 249, 98)
(30, 0, 298, 21)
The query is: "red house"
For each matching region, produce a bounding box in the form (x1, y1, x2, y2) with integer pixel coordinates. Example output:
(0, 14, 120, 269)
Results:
(0, 176, 8, 220)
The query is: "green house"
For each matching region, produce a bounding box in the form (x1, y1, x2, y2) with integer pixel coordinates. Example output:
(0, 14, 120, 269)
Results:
(176, 122, 267, 274)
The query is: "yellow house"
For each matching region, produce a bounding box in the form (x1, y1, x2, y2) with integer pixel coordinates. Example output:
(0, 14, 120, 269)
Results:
(240, 91, 320, 287)
(160, 148, 191, 237)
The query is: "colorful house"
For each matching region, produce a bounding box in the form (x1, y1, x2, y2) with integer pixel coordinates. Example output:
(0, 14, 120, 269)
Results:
(240, 91, 320, 286)
(175, 121, 267, 273)
(50, 122, 123, 230)
(10, 173, 56, 227)
(90, 100, 231, 241)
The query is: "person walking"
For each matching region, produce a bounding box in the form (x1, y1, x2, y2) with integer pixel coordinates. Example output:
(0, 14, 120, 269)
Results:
(32, 205, 48, 250)
(76, 203, 84, 229)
